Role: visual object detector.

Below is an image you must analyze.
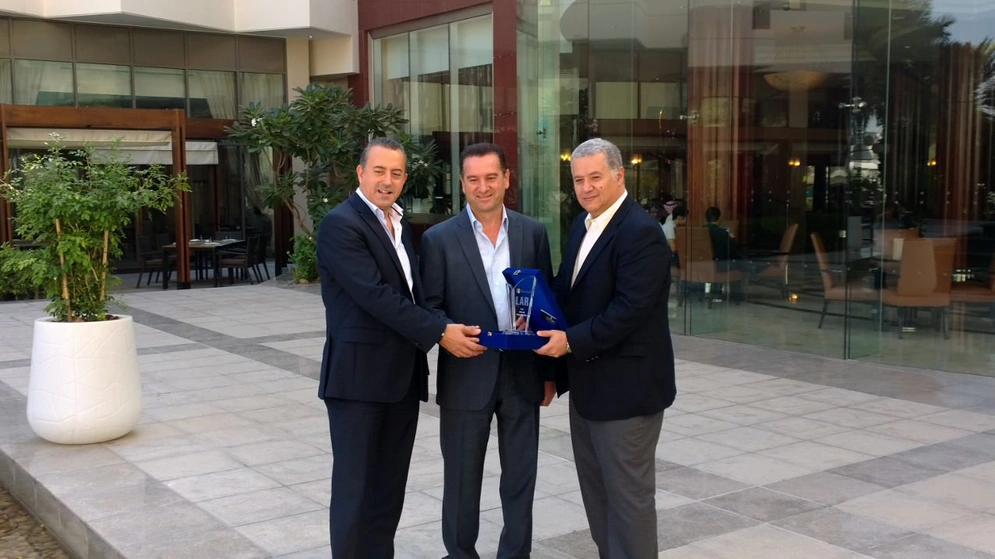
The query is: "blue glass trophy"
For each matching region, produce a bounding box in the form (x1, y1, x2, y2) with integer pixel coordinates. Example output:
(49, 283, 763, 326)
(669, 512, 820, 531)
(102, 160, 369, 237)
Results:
(480, 268, 568, 350)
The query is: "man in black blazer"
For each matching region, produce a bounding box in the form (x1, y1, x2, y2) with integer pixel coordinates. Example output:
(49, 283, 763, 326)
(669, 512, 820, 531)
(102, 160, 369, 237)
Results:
(537, 138, 676, 558)
(420, 143, 555, 559)
(317, 137, 484, 558)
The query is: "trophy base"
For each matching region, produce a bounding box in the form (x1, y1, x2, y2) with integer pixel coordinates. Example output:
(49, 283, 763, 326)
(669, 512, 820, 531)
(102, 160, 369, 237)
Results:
(479, 330, 547, 351)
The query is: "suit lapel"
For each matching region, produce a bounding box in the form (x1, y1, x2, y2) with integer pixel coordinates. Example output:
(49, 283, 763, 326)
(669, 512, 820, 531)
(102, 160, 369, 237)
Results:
(348, 194, 407, 289)
(456, 211, 498, 317)
(571, 196, 634, 291)
(508, 211, 525, 269)
(558, 215, 586, 294)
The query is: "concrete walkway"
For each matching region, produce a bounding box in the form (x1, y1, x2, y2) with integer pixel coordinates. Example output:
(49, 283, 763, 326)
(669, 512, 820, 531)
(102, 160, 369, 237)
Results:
(1, 282, 995, 558)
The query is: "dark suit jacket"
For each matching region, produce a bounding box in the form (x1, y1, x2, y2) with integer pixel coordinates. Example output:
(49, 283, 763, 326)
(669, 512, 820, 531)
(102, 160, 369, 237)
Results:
(707, 222, 743, 272)
(554, 195, 677, 421)
(316, 193, 448, 403)
(420, 208, 554, 411)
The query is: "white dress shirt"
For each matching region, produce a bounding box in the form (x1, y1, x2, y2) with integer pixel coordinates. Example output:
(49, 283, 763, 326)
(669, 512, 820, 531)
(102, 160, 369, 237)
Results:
(572, 190, 628, 286)
(468, 205, 512, 332)
(355, 188, 414, 296)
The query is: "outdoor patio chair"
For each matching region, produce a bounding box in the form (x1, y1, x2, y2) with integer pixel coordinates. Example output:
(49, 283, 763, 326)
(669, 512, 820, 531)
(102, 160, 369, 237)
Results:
(811, 232, 879, 328)
(135, 235, 171, 288)
(748, 222, 799, 300)
(881, 237, 956, 338)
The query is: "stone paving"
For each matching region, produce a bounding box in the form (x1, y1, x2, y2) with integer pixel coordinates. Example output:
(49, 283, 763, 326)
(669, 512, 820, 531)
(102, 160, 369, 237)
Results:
(0, 484, 70, 559)
(1, 282, 995, 558)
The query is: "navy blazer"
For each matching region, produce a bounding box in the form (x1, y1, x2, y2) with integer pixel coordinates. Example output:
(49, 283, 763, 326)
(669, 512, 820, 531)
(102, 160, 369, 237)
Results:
(554, 195, 677, 421)
(316, 193, 448, 403)
(420, 209, 554, 411)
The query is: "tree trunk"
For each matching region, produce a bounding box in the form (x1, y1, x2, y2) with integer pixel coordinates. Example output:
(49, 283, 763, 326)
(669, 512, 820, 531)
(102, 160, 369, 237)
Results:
(54, 218, 72, 322)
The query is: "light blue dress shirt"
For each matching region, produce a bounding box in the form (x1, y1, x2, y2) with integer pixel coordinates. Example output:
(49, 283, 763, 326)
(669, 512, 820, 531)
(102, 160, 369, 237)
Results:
(467, 205, 512, 332)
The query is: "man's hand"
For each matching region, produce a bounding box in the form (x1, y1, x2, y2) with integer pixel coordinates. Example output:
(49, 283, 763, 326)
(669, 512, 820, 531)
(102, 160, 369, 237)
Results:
(541, 380, 556, 406)
(535, 330, 570, 358)
(440, 324, 485, 358)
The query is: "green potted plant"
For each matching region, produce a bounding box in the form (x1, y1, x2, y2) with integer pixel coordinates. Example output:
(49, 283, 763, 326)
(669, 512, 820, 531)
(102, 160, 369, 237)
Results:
(0, 140, 188, 444)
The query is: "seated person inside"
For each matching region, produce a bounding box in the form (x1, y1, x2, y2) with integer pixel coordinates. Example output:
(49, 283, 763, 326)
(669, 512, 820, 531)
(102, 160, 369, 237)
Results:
(705, 206, 743, 272)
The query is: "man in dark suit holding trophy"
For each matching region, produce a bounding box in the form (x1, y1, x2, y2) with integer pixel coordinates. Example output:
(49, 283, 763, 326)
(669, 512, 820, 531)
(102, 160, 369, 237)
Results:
(537, 138, 676, 558)
(420, 143, 555, 558)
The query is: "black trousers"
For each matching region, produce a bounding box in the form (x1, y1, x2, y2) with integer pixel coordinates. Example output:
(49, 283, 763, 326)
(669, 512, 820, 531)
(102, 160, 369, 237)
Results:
(440, 366, 540, 559)
(325, 374, 419, 559)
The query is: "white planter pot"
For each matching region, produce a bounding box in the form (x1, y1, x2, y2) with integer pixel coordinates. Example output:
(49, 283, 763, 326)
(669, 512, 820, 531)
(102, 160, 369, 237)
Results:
(27, 315, 142, 445)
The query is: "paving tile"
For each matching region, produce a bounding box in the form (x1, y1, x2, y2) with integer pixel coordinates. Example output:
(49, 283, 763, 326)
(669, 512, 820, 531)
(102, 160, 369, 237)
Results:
(886, 442, 993, 473)
(162, 412, 258, 434)
(696, 453, 816, 486)
(655, 467, 749, 500)
(393, 520, 450, 559)
(135, 450, 243, 481)
(660, 414, 740, 437)
(697, 426, 800, 452)
(829, 457, 946, 488)
(847, 398, 947, 419)
(34, 463, 150, 496)
(59, 480, 187, 522)
(749, 395, 837, 416)
(166, 468, 281, 502)
(686, 524, 866, 558)
(485, 495, 589, 541)
(655, 502, 759, 551)
(863, 533, 995, 559)
(695, 385, 772, 404)
(758, 441, 873, 470)
(88, 502, 226, 551)
(897, 473, 995, 513)
(226, 440, 327, 467)
(925, 513, 995, 555)
(737, 378, 824, 397)
(757, 417, 851, 440)
(773, 507, 912, 551)
(803, 408, 899, 430)
(698, 404, 788, 426)
(765, 472, 886, 506)
(797, 388, 881, 406)
(957, 462, 995, 484)
(836, 489, 975, 531)
(656, 438, 743, 466)
(704, 487, 824, 522)
(253, 455, 330, 486)
(235, 509, 329, 556)
(396, 491, 443, 529)
(867, 419, 973, 445)
(943, 432, 995, 459)
(918, 410, 995, 432)
(816, 430, 922, 457)
(200, 487, 325, 526)
(123, 528, 270, 559)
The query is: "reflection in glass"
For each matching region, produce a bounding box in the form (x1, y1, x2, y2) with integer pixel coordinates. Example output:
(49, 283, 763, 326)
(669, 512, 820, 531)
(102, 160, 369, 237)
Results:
(373, 15, 494, 218)
(240, 72, 284, 110)
(13, 60, 73, 106)
(0, 60, 11, 104)
(135, 67, 185, 109)
(77, 63, 132, 108)
(188, 70, 236, 119)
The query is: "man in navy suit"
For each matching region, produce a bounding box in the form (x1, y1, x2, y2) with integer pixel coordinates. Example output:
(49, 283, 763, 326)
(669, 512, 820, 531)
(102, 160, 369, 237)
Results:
(420, 143, 555, 558)
(537, 138, 676, 558)
(316, 137, 484, 558)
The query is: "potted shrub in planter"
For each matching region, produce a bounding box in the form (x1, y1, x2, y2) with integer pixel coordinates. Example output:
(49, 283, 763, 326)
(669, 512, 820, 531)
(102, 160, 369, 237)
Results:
(0, 141, 188, 444)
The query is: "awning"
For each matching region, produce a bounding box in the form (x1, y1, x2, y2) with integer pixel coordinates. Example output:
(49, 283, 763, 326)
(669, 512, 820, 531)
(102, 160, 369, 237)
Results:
(5, 128, 219, 165)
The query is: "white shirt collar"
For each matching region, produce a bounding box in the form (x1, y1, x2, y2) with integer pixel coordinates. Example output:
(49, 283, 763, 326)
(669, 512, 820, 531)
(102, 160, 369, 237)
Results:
(585, 190, 628, 230)
(466, 204, 508, 231)
(355, 187, 404, 220)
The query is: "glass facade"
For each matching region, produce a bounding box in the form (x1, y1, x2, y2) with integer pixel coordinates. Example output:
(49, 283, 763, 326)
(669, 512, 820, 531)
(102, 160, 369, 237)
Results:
(372, 14, 494, 221)
(516, 0, 995, 376)
(0, 17, 285, 112)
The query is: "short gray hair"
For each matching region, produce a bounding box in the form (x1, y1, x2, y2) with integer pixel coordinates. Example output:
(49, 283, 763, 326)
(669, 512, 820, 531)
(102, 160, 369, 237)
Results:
(360, 137, 406, 168)
(571, 138, 623, 172)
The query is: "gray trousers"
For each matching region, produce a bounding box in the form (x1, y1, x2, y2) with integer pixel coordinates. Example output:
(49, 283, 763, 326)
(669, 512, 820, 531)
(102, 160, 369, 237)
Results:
(569, 399, 663, 559)
(440, 367, 540, 559)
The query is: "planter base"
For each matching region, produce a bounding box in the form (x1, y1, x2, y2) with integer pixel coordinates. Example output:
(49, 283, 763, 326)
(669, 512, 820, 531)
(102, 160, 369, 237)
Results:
(27, 316, 142, 445)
